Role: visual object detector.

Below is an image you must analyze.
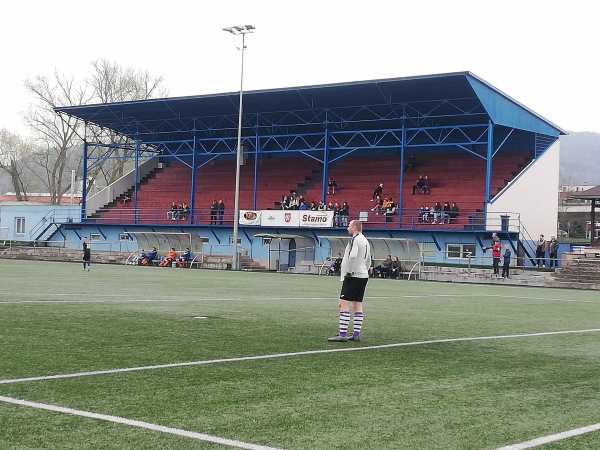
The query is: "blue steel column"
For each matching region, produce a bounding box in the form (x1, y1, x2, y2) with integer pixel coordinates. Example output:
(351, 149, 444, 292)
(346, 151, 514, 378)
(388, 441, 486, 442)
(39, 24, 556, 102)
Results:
(80, 140, 88, 222)
(190, 135, 197, 224)
(322, 126, 330, 202)
(134, 139, 140, 224)
(253, 133, 259, 210)
(397, 118, 406, 225)
(485, 120, 494, 205)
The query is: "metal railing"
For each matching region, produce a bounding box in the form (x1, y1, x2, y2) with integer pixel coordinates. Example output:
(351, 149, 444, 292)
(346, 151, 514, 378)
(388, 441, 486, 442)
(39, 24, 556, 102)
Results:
(81, 206, 518, 232)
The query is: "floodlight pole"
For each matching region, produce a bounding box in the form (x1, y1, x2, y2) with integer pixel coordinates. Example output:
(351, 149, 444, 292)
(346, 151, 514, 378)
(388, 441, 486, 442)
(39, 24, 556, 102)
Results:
(223, 25, 254, 271)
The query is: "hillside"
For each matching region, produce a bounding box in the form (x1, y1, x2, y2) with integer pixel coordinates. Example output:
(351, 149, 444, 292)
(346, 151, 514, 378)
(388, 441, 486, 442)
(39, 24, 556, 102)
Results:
(560, 131, 600, 185)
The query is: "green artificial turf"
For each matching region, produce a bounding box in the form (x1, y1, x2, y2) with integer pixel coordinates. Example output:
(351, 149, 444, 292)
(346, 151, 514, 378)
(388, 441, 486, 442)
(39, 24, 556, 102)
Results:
(1, 259, 599, 449)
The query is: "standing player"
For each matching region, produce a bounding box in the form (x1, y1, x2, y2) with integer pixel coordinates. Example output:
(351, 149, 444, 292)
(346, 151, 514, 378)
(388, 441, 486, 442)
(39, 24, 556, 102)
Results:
(82, 236, 91, 271)
(328, 219, 371, 342)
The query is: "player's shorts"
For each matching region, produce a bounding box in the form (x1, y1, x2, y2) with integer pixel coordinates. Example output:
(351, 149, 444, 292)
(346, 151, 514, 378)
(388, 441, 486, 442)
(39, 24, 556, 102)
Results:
(340, 277, 369, 302)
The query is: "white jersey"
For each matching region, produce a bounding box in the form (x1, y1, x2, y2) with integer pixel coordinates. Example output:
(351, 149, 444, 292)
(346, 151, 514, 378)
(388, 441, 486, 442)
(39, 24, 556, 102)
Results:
(340, 232, 371, 280)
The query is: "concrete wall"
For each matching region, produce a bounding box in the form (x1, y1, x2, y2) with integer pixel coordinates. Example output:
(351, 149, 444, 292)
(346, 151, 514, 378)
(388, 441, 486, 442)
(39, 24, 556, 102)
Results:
(0, 204, 80, 241)
(487, 141, 560, 238)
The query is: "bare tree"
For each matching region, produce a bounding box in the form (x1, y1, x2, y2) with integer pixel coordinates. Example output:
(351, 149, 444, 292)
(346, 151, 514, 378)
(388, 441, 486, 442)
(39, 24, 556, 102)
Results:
(23, 72, 91, 204)
(0, 128, 31, 201)
(22, 62, 168, 204)
(86, 59, 169, 185)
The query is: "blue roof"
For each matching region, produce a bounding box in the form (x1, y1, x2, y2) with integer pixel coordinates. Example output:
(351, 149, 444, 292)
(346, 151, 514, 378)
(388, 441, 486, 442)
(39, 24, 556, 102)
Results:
(55, 71, 566, 145)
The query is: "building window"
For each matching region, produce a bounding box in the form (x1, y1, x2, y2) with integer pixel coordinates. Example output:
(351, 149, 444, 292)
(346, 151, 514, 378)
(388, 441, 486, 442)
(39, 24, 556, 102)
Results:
(119, 233, 130, 241)
(446, 243, 476, 259)
(15, 217, 25, 235)
(90, 233, 101, 242)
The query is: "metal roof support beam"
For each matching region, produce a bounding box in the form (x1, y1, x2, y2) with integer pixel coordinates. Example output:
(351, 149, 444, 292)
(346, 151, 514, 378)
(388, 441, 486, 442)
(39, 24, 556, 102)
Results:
(81, 141, 89, 222)
(485, 120, 494, 205)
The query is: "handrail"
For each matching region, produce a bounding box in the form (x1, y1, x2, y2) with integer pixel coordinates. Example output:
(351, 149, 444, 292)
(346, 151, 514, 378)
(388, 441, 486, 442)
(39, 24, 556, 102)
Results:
(81, 206, 524, 232)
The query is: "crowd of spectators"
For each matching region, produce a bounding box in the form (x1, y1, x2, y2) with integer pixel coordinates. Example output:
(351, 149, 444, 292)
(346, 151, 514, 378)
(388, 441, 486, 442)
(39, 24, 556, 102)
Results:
(370, 254, 404, 279)
(166, 201, 190, 221)
(418, 202, 459, 224)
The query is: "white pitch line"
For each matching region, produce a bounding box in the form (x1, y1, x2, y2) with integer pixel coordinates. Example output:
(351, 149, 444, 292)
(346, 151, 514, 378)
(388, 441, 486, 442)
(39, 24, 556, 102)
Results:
(495, 422, 600, 449)
(0, 395, 282, 450)
(1, 328, 599, 385)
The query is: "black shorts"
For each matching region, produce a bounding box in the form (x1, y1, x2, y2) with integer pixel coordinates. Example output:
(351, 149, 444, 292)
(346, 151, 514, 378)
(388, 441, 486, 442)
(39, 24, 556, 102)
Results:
(340, 277, 368, 302)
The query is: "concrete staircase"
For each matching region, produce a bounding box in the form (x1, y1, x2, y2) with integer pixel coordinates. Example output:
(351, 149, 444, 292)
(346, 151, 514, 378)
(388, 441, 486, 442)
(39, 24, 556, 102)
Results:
(240, 254, 268, 271)
(551, 258, 600, 287)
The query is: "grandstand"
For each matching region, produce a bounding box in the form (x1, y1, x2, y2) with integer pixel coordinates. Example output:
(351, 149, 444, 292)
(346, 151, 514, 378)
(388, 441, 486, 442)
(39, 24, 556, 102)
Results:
(49, 71, 565, 270)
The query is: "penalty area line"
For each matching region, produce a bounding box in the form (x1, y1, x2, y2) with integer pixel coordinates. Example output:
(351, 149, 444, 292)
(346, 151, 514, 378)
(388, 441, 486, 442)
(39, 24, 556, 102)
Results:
(1, 328, 600, 386)
(0, 395, 282, 450)
(495, 422, 600, 449)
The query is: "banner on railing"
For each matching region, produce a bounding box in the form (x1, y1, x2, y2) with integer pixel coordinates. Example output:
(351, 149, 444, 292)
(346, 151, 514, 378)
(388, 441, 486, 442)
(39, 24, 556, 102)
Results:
(239, 210, 262, 225)
(245, 210, 334, 228)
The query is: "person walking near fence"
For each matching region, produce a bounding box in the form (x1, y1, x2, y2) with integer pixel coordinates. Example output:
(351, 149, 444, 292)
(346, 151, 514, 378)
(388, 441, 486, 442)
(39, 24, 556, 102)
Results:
(548, 235, 559, 268)
(328, 220, 371, 343)
(502, 244, 511, 278)
(82, 236, 91, 271)
(491, 240, 501, 276)
(535, 234, 547, 267)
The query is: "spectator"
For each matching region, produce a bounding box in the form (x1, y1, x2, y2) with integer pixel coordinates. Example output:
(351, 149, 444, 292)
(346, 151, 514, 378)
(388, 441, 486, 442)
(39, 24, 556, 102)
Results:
(371, 197, 384, 215)
(326, 252, 343, 276)
(217, 199, 225, 225)
(535, 234, 547, 267)
(422, 175, 432, 195)
(412, 175, 425, 195)
(82, 236, 91, 272)
(502, 244, 511, 278)
(371, 183, 383, 202)
(383, 197, 396, 222)
(299, 200, 308, 210)
(389, 256, 403, 279)
(327, 201, 335, 211)
(174, 203, 184, 220)
(145, 247, 158, 265)
(177, 247, 192, 268)
(327, 177, 338, 195)
(491, 232, 500, 246)
(333, 202, 341, 226)
(159, 248, 178, 267)
(442, 202, 451, 224)
(548, 235, 559, 268)
(422, 206, 432, 223)
(490, 240, 502, 276)
(432, 202, 443, 224)
(281, 195, 291, 210)
(167, 201, 178, 220)
(449, 202, 460, 222)
(374, 255, 393, 278)
(180, 202, 190, 221)
(137, 249, 148, 265)
(317, 200, 326, 211)
(210, 199, 219, 224)
(340, 201, 350, 227)
(418, 206, 426, 222)
(404, 154, 417, 173)
(309, 200, 318, 211)
(289, 194, 299, 210)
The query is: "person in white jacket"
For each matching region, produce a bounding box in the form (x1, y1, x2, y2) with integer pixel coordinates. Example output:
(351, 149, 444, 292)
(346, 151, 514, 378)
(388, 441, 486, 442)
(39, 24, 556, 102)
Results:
(328, 219, 371, 342)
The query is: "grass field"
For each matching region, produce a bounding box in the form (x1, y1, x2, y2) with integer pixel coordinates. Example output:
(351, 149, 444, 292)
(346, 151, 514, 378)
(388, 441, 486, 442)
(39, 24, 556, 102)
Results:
(1, 259, 600, 450)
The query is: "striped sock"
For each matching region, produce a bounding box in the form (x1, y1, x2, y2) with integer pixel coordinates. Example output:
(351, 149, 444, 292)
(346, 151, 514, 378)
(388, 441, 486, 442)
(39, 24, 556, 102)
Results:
(338, 311, 350, 337)
(353, 312, 364, 337)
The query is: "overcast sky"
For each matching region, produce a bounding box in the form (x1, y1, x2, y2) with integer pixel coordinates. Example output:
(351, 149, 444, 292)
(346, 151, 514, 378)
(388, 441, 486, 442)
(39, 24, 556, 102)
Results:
(2, 0, 598, 136)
